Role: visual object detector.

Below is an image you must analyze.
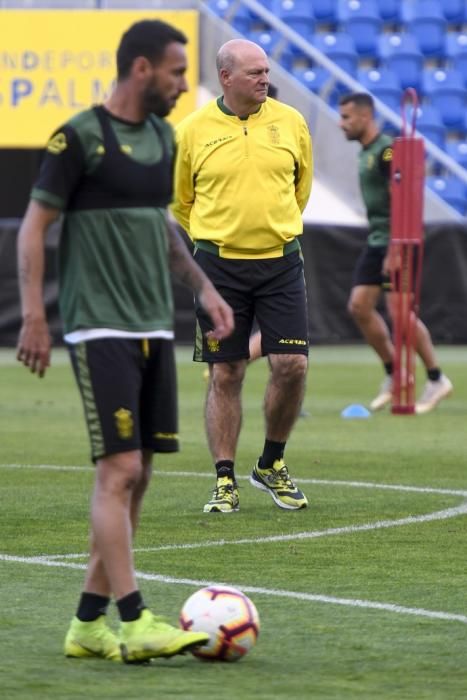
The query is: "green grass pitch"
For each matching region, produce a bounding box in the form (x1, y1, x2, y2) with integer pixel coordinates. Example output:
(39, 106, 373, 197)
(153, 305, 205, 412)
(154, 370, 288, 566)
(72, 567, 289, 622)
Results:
(1, 345, 466, 699)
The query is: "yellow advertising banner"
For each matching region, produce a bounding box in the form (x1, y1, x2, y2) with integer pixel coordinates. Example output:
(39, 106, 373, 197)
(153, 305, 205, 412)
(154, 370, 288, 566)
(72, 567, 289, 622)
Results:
(0, 10, 199, 148)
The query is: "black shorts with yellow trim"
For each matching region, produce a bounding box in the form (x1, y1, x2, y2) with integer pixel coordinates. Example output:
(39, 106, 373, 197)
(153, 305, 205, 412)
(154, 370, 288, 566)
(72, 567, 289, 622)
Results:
(68, 337, 178, 462)
(353, 244, 420, 292)
(193, 243, 309, 362)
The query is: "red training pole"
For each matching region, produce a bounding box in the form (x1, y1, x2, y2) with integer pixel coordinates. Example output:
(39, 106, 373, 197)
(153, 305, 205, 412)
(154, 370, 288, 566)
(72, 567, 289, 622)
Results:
(390, 88, 425, 415)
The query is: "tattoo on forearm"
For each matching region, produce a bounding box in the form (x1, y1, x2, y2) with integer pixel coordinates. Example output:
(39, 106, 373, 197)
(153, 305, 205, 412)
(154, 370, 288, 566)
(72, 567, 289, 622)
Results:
(18, 255, 31, 285)
(168, 227, 203, 292)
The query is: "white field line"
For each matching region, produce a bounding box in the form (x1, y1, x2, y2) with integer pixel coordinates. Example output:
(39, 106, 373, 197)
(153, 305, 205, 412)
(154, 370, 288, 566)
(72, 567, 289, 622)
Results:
(3, 463, 467, 498)
(1, 552, 466, 626)
(36, 502, 467, 559)
(1, 463, 467, 625)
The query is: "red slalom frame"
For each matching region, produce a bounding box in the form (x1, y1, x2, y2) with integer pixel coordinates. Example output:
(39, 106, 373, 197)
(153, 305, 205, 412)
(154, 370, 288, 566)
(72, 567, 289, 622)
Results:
(389, 89, 425, 414)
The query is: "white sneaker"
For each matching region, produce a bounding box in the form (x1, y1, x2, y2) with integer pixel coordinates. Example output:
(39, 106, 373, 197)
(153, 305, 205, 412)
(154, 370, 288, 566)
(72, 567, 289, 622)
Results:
(370, 376, 393, 411)
(415, 375, 453, 415)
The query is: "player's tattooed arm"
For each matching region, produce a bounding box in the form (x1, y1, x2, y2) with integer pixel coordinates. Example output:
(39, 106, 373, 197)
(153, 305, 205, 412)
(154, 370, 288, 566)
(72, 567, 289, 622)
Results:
(166, 215, 234, 340)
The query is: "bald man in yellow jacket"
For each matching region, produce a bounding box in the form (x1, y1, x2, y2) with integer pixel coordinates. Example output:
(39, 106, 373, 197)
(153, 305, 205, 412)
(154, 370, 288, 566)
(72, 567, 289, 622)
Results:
(172, 39, 313, 514)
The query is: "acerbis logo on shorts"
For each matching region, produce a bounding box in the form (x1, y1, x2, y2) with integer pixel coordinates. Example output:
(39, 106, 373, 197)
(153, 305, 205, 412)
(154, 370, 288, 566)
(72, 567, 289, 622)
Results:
(154, 432, 179, 440)
(278, 338, 307, 346)
(114, 407, 134, 439)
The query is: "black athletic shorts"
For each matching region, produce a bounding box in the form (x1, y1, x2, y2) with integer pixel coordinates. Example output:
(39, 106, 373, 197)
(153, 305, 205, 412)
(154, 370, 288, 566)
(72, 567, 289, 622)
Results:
(352, 245, 389, 287)
(68, 337, 178, 462)
(193, 248, 309, 362)
(353, 244, 420, 292)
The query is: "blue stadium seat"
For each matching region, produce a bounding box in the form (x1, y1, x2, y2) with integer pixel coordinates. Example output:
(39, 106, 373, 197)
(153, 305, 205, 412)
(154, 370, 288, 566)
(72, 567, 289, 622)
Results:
(309, 0, 339, 25)
(291, 65, 347, 109)
(378, 33, 424, 91)
(441, 0, 466, 24)
(313, 32, 359, 75)
(206, 0, 260, 34)
(373, 0, 402, 24)
(445, 31, 467, 59)
(404, 1, 447, 58)
(446, 34, 467, 88)
(292, 65, 331, 94)
(357, 67, 401, 112)
(446, 140, 467, 170)
(272, 0, 315, 41)
(339, 0, 383, 58)
(411, 105, 447, 150)
(422, 68, 467, 129)
(426, 175, 467, 215)
(244, 29, 294, 70)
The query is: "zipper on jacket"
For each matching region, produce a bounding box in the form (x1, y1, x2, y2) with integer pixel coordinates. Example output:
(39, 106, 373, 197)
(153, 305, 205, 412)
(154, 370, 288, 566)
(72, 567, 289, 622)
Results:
(243, 125, 249, 158)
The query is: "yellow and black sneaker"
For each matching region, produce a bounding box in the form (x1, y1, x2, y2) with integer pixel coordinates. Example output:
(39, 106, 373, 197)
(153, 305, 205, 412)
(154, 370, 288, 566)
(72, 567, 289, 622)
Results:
(119, 609, 209, 664)
(64, 615, 121, 661)
(250, 458, 308, 510)
(203, 476, 239, 513)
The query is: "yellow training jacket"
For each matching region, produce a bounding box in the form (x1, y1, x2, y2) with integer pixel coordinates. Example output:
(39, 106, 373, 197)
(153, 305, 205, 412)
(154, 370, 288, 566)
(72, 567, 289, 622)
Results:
(171, 96, 313, 259)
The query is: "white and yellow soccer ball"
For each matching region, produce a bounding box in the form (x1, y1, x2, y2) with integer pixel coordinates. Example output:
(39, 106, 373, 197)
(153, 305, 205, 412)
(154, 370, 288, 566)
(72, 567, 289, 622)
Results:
(179, 585, 260, 662)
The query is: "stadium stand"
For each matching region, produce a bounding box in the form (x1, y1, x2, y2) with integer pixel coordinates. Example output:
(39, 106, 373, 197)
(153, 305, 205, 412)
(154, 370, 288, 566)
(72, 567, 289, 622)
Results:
(373, 0, 402, 24)
(378, 33, 424, 91)
(338, 0, 382, 59)
(411, 104, 447, 151)
(422, 68, 467, 130)
(273, 0, 315, 42)
(357, 67, 402, 112)
(426, 174, 467, 215)
(403, 0, 447, 59)
(446, 33, 467, 88)
(311, 32, 359, 75)
(446, 140, 467, 170)
(442, 0, 466, 24)
(307, 0, 338, 26)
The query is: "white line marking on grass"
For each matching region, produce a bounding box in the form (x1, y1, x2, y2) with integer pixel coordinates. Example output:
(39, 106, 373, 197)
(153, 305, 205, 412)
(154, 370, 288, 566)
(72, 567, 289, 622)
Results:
(2, 464, 467, 625)
(2, 464, 467, 498)
(37, 501, 467, 560)
(3, 463, 467, 559)
(1, 552, 467, 625)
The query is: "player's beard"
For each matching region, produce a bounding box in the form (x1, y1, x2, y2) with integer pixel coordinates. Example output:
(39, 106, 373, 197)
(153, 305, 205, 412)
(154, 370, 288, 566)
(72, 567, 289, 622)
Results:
(143, 86, 171, 117)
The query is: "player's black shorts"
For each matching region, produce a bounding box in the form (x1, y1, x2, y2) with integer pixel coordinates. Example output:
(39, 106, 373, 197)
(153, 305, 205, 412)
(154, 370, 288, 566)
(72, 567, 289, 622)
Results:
(68, 337, 178, 462)
(352, 245, 388, 287)
(193, 246, 309, 362)
(353, 244, 420, 292)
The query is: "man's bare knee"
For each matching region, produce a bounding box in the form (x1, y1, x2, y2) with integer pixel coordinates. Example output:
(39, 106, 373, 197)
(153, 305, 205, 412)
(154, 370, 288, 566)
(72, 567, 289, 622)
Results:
(97, 451, 144, 492)
(211, 361, 246, 390)
(270, 354, 308, 384)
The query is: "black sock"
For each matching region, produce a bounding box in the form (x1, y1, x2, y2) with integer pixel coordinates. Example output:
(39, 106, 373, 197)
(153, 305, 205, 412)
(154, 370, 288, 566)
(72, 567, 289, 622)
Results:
(260, 440, 286, 470)
(76, 592, 110, 622)
(427, 367, 441, 382)
(215, 460, 235, 480)
(384, 362, 393, 376)
(117, 590, 146, 622)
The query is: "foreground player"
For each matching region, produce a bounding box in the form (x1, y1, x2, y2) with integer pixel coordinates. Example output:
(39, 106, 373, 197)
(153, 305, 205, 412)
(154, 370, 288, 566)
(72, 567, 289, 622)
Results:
(16, 19, 233, 663)
(339, 92, 452, 414)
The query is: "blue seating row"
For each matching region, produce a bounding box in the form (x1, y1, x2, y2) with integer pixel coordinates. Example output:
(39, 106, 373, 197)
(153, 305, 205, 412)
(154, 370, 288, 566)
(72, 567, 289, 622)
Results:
(207, 0, 467, 30)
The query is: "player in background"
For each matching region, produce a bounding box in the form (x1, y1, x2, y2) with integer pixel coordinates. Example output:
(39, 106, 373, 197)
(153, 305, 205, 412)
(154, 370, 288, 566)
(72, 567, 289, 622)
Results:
(16, 19, 233, 664)
(172, 40, 312, 513)
(339, 92, 452, 414)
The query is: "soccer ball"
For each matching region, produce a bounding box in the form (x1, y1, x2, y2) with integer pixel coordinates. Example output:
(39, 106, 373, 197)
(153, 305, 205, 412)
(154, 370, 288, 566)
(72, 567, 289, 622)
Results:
(179, 585, 260, 662)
